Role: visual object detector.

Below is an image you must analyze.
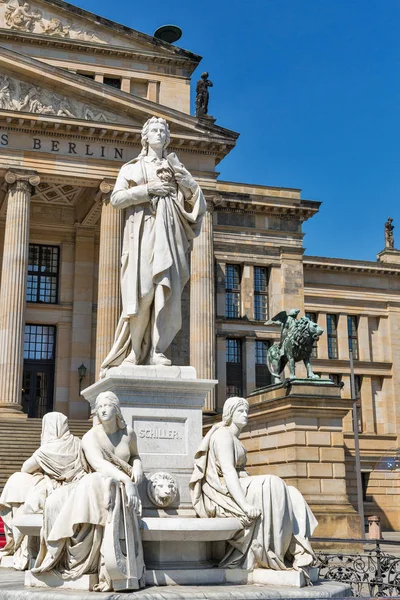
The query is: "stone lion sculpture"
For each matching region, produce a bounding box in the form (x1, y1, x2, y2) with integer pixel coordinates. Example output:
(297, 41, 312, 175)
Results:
(147, 472, 178, 508)
(266, 309, 323, 382)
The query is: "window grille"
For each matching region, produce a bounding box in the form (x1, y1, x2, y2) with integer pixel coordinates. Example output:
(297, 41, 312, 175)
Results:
(27, 244, 59, 304)
(348, 316, 359, 360)
(254, 267, 269, 321)
(225, 264, 241, 318)
(24, 325, 56, 361)
(226, 339, 243, 397)
(306, 312, 318, 358)
(327, 314, 338, 359)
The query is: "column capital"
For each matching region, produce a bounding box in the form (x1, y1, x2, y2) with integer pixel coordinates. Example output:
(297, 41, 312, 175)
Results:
(5, 170, 40, 194)
(99, 179, 115, 204)
(205, 195, 222, 213)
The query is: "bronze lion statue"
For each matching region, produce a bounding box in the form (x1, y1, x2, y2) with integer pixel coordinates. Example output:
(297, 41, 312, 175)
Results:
(266, 309, 323, 382)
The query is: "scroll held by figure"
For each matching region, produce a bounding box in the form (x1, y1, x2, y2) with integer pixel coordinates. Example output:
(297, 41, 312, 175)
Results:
(190, 397, 318, 574)
(100, 116, 205, 376)
(265, 309, 323, 382)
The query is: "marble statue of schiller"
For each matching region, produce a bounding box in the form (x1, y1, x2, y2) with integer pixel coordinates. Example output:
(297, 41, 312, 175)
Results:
(100, 117, 205, 375)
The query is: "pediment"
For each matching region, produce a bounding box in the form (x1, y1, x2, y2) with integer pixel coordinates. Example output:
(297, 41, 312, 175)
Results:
(0, 45, 238, 146)
(0, 70, 142, 125)
(0, 0, 200, 64)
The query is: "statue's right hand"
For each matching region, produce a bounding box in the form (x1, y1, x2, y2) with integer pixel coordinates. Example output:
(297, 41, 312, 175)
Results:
(124, 480, 142, 515)
(242, 502, 261, 520)
(147, 182, 172, 196)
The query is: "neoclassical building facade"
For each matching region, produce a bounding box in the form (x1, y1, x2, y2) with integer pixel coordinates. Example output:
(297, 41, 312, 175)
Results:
(0, 0, 399, 532)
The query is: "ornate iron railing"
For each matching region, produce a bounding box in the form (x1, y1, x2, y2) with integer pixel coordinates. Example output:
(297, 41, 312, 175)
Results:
(314, 537, 400, 597)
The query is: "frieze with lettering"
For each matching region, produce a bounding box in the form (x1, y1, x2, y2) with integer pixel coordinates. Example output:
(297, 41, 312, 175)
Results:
(0, 130, 139, 162)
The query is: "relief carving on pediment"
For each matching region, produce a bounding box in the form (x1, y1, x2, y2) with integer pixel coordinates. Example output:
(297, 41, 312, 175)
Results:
(1, 0, 107, 43)
(0, 74, 116, 122)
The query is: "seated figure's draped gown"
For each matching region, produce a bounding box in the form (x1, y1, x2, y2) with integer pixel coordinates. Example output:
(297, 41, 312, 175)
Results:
(32, 424, 145, 591)
(0, 413, 85, 570)
(190, 424, 318, 572)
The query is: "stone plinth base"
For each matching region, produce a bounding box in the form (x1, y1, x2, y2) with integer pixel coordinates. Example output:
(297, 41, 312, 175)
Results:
(0, 568, 353, 598)
(0, 556, 14, 568)
(25, 570, 98, 590)
(377, 248, 400, 264)
(0, 403, 25, 417)
(82, 365, 216, 517)
(245, 380, 361, 540)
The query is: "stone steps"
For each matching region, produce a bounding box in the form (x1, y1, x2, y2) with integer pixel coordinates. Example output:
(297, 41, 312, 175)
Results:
(0, 417, 92, 493)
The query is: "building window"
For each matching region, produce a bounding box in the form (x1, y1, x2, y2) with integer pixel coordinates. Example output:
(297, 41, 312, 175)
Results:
(329, 373, 341, 385)
(24, 325, 56, 360)
(78, 72, 95, 80)
(104, 76, 121, 89)
(225, 264, 241, 318)
(306, 312, 318, 358)
(226, 339, 242, 397)
(23, 325, 56, 419)
(327, 314, 338, 359)
(254, 267, 269, 321)
(27, 245, 59, 304)
(255, 340, 271, 389)
(348, 316, 359, 360)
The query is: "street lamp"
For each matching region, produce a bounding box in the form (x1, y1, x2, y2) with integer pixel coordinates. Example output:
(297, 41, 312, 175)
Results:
(78, 363, 87, 395)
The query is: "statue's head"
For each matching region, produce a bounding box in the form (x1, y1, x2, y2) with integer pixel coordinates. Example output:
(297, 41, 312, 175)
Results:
(140, 117, 170, 156)
(95, 391, 126, 430)
(222, 396, 249, 427)
(201, 72, 209, 80)
(147, 472, 178, 507)
(41, 412, 70, 444)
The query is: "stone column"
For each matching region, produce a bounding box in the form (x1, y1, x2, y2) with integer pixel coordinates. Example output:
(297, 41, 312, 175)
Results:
(0, 170, 39, 415)
(95, 181, 122, 377)
(190, 198, 216, 412)
(244, 336, 256, 396)
(338, 314, 350, 360)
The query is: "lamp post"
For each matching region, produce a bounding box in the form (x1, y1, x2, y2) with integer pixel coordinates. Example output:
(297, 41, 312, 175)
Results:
(78, 363, 87, 396)
(350, 349, 365, 539)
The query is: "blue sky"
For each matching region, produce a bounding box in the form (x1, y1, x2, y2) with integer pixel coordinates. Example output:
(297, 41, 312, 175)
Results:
(79, 0, 399, 261)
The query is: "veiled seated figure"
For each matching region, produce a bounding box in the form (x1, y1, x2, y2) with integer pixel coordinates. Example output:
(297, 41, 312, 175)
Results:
(31, 391, 145, 592)
(0, 412, 85, 570)
(190, 397, 318, 574)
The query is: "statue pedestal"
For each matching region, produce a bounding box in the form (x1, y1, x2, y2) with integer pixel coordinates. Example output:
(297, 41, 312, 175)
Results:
(82, 364, 216, 516)
(244, 379, 361, 543)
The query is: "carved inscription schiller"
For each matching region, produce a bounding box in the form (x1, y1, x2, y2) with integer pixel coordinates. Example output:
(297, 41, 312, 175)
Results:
(133, 418, 186, 455)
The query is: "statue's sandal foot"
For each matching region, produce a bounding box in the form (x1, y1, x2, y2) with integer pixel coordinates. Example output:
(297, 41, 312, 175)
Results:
(123, 351, 138, 365)
(150, 351, 172, 366)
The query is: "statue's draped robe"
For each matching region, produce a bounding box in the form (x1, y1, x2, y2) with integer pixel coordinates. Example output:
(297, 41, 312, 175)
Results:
(190, 425, 318, 572)
(0, 413, 85, 570)
(32, 424, 145, 592)
(100, 152, 205, 372)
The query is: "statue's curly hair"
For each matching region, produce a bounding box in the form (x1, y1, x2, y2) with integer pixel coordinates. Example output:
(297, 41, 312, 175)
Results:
(222, 396, 249, 426)
(138, 116, 170, 158)
(95, 391, 126, 430)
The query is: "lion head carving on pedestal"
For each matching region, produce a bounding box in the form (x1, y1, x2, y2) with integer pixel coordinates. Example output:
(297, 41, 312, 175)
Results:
(147, 472, 178, 508)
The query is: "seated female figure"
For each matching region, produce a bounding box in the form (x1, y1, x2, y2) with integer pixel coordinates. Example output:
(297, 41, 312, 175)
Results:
(32, 391, 145, 592)
(0, 412, 85, 570)
(190, 397, 318, 573)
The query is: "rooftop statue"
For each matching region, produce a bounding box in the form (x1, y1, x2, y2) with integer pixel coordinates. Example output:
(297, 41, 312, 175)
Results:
(266, 309, 323, 382)
(100, 116, 205, 375)
(195, 72, 213, 117)
(385, 217, 394, 249)
(190, 396, 317, 573)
